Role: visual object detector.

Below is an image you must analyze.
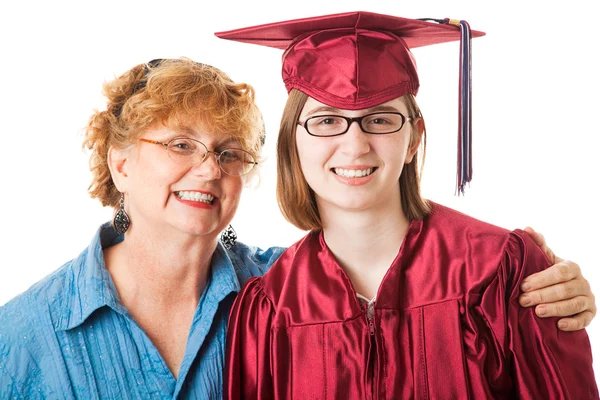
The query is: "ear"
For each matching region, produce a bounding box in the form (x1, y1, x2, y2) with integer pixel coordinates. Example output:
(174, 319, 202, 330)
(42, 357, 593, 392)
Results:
(107, 145, 132, 193)
(405, 117, 424, 164)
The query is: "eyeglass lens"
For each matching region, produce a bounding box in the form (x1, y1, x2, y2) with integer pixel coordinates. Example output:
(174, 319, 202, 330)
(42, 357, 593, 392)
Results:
(166, 138, 255, 176)
(305, 112, 405, 136)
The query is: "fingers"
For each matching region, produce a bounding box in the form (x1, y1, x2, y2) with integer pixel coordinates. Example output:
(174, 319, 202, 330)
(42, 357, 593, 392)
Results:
(522, 227, 558, 263)
(556, 311, 596, 331)
(531, 295, 595, 319)
(521, 260, 580, 292)
(523, 226, 545, 247)
(519, 278, 591, 307)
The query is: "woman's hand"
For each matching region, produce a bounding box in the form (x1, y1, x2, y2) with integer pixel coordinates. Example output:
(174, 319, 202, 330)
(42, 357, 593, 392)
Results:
(519, 227, 596, 331)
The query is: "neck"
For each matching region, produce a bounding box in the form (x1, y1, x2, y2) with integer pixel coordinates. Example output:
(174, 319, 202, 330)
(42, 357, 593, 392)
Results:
(105, 221, 217, 309)
(319, 189, 410, 299)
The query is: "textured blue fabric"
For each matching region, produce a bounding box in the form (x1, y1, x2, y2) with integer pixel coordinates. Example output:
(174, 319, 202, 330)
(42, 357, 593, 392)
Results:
(0, 222, 284, 399)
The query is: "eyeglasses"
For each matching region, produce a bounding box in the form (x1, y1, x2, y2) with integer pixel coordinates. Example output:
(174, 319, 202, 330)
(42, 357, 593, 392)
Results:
(298, 112, 413, 137)
(139, 137, 257, 176)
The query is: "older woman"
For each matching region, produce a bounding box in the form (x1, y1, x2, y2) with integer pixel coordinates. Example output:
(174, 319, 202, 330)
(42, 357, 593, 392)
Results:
(0, 58, 282, 398)
(0, 56, 595, 399)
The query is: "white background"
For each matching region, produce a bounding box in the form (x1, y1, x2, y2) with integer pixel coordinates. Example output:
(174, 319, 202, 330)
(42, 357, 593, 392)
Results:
(0, 0, 598, 382)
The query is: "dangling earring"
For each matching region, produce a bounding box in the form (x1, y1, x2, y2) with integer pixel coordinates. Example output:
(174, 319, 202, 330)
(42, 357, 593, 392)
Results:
(220, 225, 237, 250)
(113, 193, 130, 234)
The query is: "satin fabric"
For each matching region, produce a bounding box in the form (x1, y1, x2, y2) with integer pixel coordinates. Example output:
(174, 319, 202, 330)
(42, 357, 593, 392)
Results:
(215, 11, 485, 110)
(225, 203, 598, 399)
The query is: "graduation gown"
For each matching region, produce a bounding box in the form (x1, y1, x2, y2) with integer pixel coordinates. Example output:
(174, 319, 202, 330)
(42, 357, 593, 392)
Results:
(225, 203, 598, 399)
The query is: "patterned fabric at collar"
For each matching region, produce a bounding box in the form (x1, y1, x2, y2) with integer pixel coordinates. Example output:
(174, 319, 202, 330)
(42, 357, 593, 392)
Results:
(53, 222, 127, 331)
(209, 241, 243, 297)
(53, 223, 246, 332)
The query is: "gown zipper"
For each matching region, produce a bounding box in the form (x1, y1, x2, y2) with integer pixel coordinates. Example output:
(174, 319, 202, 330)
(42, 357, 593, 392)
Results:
(364, 300, 377, 399)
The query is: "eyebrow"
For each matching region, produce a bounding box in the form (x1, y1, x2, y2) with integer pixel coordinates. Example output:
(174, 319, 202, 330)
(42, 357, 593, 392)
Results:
(176, 126, 240, 148)
(179, 126, 198, 136)
(305, 104, 400, 116)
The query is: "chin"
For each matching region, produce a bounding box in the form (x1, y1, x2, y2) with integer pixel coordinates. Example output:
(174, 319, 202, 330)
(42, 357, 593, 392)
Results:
(171, 218, 221, 238)
(325, 196, 378, 212)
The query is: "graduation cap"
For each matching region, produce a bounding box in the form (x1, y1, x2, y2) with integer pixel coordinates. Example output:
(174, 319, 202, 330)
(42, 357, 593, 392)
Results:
(215, 11, 485, 194)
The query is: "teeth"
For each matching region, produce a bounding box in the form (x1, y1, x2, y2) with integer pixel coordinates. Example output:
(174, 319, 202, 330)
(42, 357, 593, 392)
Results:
(333, 168, 374, 178)
(176, 191, 215, 204)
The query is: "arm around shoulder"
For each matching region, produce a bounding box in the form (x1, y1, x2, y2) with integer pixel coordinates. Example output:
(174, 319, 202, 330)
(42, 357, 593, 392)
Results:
(502, 231, 598, 399)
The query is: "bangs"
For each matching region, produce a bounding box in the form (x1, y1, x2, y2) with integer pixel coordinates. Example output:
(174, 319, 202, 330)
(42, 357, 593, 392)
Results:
(120, 58, 264, 158)
(160, 92, 258, 152)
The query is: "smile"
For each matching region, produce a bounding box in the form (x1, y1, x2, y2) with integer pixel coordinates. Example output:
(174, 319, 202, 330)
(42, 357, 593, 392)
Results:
(332, 167, 376, 178)
(174, 191, 215, 204)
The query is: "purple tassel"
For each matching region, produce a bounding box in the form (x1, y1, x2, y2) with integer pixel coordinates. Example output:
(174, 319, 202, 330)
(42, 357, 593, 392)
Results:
(455, 20, 473, 195)
(420, 18, 474, 195)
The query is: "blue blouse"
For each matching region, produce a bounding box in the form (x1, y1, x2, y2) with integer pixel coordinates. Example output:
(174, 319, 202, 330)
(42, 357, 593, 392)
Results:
(0, 223, 284, 399)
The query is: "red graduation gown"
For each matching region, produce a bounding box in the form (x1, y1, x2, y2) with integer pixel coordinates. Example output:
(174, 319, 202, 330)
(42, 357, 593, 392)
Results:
(225, 203, 598, 399)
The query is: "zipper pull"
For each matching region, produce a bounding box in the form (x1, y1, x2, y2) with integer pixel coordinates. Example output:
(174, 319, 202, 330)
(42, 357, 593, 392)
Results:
(363, 302, 376, 336)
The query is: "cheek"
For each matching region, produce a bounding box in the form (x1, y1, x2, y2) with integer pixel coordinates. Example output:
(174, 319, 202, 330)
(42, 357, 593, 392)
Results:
(374, 134, 411, 162)
(220, 177, 243, 206)
(295, 132, 333, 175)
(141, 163, 184, 190)
(129, 153, 187, 195)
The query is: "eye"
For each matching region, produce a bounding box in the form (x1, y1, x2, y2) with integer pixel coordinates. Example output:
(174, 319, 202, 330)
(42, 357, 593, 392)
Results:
(312, 116, 345, 125)
(364, 116, 392, 125)
(362, 113, 404, 133)
(168, 138, 198, 155)
(219, 150, 241, 163)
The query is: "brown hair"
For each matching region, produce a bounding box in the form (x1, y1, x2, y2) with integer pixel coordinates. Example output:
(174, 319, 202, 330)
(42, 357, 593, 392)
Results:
(276, 89, 431, 231)
(83, 58, 264, 208)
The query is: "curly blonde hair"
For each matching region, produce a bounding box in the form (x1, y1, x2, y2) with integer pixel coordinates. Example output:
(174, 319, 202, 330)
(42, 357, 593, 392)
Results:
(83, 58, 265, 208)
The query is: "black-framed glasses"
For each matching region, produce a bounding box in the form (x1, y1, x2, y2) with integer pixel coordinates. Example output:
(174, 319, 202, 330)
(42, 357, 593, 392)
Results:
(139, 137, 257, 176)
(297, 112, 412, 137)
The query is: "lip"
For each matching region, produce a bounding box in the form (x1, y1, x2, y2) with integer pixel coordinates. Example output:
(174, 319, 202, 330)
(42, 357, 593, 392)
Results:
(332, 164, 376, 170)
(331, 166, 377, 187)
(173, 190, 219, 209)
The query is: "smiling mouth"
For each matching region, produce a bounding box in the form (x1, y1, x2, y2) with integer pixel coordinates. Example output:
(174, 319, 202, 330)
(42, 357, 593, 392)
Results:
(174, 191, 215, 204)
(332, 167, 377, 178)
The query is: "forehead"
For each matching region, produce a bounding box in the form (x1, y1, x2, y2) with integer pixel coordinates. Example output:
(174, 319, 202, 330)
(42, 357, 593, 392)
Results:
(160, 106, 251, 146)
(301, 96, 408, 116)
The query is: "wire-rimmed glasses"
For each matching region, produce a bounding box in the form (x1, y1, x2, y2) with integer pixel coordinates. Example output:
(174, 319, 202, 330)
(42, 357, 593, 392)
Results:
(139, 137, 257, 176)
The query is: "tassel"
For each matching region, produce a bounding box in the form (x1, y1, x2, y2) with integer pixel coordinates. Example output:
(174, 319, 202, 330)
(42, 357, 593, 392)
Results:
(418, 18, 474, 195)
(451, 19, 473, 195)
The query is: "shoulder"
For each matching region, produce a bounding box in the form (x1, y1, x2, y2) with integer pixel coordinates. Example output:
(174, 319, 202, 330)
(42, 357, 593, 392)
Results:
(229, 275, 274, 319)
(258, 233, 317, 302)
(0, 254, 83, 389)
(426, 202, 509, 236)
(501, 230, 552, 292)
(402, 203, 517, 297)
(228, 234, 314, 307)
(426, 203, 550, 273)
(424, 202, 512, 255)
(226, 241, 287, 281)
(0, 256, 82, 334)
(227, 236, 313, 320)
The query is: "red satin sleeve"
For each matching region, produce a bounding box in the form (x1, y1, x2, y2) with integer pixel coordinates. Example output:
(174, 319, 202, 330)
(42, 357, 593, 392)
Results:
(482, 231, 598, 399)
(225, 277, 275, 400)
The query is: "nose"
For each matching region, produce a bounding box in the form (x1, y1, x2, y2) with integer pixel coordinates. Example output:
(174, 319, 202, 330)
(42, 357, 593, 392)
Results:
(191, 151, 222, 180)
(340, 120, 370, 157)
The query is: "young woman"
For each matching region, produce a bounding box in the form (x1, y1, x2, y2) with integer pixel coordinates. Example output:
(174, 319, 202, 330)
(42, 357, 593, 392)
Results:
(217, 12, 599, 399)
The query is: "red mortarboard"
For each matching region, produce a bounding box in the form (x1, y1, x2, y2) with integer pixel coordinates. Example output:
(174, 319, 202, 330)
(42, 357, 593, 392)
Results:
(215, 11, 485, 194)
